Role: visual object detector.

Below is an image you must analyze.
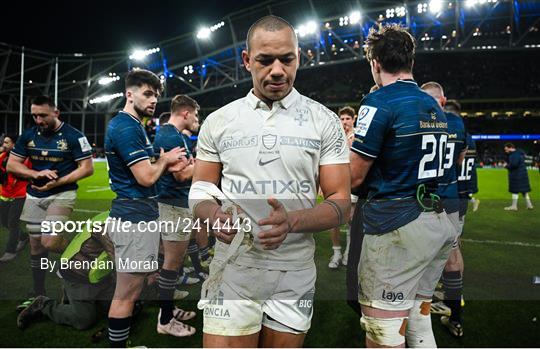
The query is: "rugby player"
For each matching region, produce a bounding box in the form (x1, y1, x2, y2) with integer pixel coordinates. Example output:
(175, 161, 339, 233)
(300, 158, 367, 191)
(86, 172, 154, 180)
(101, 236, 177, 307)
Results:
(422, 84, 467, 338)
(189, 15, 350, 347)
(7, 95, 94, 297)
(446, 100, 480, 212)
(153, 94, 200, 337)
(328, 106, 356, 269)
(350, 25, 456, 347)
(503, 143, 533, 210)
(0, 134, 30, 262)
(104, 69, 186, 347)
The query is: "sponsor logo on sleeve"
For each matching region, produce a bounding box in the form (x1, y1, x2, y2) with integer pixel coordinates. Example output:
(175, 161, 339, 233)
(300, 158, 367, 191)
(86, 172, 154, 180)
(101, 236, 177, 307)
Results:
(78, 137, 92, 152)
(356, 106, 378, 137)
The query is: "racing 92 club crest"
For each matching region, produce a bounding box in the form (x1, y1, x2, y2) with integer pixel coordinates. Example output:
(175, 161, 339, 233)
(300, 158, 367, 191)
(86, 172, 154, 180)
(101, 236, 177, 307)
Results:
(262, 134, 277, 150)
(258, 132, 281, 167)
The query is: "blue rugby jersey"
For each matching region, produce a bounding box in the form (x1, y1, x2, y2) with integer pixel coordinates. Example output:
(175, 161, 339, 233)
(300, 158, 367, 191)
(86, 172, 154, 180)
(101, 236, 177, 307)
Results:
(351, 80, 448, 234)
(12, 122, 92, 198)
(153, 124, 193, 208)
(437, 111, 466, 213)
(105, 111, 158, 222)
(458, 133, 478, 196)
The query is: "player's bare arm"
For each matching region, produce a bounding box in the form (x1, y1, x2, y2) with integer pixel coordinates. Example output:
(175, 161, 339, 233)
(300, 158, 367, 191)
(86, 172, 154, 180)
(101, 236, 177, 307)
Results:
(6, 155, 58, 181)
(31, 158, 94, 192)
(130, 146, 185, 187)
(350, 151, 374, 189)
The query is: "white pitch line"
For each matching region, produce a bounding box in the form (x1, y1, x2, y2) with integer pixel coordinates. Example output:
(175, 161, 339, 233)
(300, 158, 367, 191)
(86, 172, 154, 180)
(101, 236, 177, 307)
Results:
(461, 238, 540, 248)
(86, 186, 111, 192)
(74, 209, 103, 213)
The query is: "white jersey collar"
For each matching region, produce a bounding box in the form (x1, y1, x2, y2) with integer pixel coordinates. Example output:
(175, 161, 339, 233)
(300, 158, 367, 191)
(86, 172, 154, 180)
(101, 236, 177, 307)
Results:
(245, 88, 300, 111)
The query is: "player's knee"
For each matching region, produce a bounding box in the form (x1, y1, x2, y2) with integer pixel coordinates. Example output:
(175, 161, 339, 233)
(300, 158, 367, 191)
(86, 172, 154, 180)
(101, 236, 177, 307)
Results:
(360, 315, 408, 347)
(444, 249, 461, 272)
(41, 237, 61, 251)
(406, 300, 436, 348)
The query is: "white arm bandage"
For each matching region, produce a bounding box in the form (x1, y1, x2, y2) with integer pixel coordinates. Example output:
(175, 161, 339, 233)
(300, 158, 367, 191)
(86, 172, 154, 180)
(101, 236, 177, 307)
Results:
(188, 180, 227, 215)
(189, 181, 255, 310)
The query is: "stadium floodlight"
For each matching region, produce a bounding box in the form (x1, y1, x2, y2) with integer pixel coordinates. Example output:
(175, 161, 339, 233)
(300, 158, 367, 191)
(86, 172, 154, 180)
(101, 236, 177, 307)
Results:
(196, 27, 211, 39)
(429, 0, 443, 13)
(89, 92, 124, 105)
(396, 6, 406, 17)
(98, 73, 120, 86)
(465, 0, 495, 7)
(129, 47, 160, 60)
(349, 11, 361, 24)
(297, 21, 318, 38)
(386, 8, 395, 18)
(196, 21, 225, 40)
(418, 3, 428, 13)
(183, 65, 194, 75)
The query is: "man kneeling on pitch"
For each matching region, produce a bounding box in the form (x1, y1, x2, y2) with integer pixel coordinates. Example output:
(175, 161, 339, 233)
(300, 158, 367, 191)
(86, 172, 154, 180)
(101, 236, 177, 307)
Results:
(351, 25, 457, 347)
(17, 212, 114, 331)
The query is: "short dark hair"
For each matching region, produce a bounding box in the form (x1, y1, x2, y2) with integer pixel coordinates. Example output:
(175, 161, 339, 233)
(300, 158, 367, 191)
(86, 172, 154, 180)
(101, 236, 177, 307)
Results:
(246, 15, 297, 52)
(170, 94, 200, 114)
(125, 69, 163, 94)
(30, 95, 56, 108)
(445, 99, 461, 113)
(3, 133, 18, 144)
(365, 24, 416, 74)
(159, 112, 171, 125)
(338, 106, 355, 118)
(504, 143, 515, 149)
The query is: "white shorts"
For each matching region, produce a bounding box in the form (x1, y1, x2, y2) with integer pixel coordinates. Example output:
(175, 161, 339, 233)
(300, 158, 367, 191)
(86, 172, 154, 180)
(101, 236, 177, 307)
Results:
(358, 212, 456, 311)
(447, 211, 460, 249)
(20, 190, 77, 234)
(202, 262, 316, 336)
(105, 217, 160, 273)
(158, 203, 192, 242)
(457, 215, 465, 236)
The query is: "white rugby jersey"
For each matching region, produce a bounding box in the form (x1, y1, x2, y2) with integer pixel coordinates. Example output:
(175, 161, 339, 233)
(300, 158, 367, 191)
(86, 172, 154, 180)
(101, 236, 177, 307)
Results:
(197, 88, 349, 270)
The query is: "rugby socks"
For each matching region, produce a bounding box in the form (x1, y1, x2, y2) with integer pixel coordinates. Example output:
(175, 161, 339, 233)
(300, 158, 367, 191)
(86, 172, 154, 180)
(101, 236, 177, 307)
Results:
(187, 239, 202, 274)
(199, 245, 210, 262)
(524, 193, 533, 208)
(332, 246, 342, 257)
(158, 268, 178, 325)
(442, 270, 463, 322)
(30, 252, 48, 296)
(343, 230, 351, 259)
(511, 194, 519, 208)
(108, 316, 131, 347)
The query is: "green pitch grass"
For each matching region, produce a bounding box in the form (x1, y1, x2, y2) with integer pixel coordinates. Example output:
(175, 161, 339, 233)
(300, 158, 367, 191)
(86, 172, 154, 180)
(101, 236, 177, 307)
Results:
(0, 162, 538, 347)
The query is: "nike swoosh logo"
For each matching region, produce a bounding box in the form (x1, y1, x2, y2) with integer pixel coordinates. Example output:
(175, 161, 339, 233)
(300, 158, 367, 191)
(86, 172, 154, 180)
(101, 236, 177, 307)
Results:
(258, 157, 280, 166)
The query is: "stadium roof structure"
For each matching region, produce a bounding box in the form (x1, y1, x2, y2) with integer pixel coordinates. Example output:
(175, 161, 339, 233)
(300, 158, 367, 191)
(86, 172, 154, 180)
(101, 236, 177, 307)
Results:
(1, 0, 539, 137)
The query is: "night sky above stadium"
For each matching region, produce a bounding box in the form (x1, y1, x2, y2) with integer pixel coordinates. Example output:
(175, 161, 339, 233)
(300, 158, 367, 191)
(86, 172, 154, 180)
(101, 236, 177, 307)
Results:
(1, 0, 265, 53)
